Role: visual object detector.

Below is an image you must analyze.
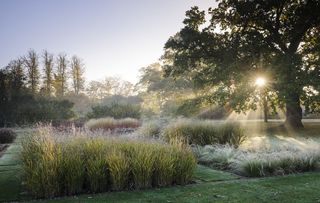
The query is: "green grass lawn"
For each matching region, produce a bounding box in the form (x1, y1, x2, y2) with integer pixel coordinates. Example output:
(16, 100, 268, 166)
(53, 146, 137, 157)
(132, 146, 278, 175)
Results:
(35, 172, 320, 203)
(1, 124, 320, 203)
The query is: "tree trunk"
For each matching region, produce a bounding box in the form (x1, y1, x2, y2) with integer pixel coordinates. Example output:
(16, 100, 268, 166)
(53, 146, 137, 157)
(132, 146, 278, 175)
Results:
(262, 94, 268, 123)
(284, 93, 303, 128)
(262, 89, 269, 123)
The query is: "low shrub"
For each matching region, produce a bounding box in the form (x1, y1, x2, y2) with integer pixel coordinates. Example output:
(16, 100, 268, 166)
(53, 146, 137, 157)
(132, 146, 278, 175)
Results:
(0, 128, 16, 144)
(21, 126, 196, 198)
(86, 117, 141, 131)
(163, 119, 245, 147)
(87, 103, 141, 119)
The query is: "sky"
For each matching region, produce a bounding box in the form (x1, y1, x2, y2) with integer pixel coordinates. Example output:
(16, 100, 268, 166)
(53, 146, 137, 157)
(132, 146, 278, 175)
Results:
(0, 0, 217, 83)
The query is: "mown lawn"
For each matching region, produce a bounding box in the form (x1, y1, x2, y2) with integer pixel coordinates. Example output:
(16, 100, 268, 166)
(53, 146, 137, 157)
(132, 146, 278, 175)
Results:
(1, 125, 320, 203)
(35, 172, 320, 203)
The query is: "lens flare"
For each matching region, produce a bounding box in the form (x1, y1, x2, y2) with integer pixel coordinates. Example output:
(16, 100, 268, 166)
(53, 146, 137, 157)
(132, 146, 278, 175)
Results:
(255, 77, 266, 87)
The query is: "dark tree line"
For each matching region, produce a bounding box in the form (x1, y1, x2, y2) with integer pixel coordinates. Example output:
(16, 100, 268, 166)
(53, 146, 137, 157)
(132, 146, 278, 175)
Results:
(0, 50, 85, 126)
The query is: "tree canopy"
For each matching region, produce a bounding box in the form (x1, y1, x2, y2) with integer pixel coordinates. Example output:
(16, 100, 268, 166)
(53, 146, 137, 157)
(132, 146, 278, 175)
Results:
(163, 0, 320, 128)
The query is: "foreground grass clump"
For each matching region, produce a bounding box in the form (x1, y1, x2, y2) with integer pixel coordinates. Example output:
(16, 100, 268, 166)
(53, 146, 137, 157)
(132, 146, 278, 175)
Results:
(86, 117, 141, 131)
(163, 119, 245, 147)
(193, 143, 320, 177)
(20, 126, 196, 198)
(0, 128, 16, 144)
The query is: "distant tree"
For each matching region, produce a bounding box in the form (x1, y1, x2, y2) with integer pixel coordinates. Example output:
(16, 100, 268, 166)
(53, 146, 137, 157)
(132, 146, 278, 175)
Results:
(70, 55, 85, 95)
(86, 77, 134, 100)
(115, 81, 134, 96)
(64, 93, 92, 117)
(24, 50, 40, 93)
(105, 77, 120, 95)
(42, 50, 54, 96)
(54, 54, 68, 97)
(164, 2, 320, 128)
(86, 80, 106, 100)
(137, 62, 197, 115)
(6, 59, 25, 95)
(0, 69, 9, 125)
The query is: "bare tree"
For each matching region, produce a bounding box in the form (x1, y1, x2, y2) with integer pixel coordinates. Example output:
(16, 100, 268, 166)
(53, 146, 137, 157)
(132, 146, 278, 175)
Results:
(70, 55, 85, 95)
(86, 80, 105, 100)
(24, 50, 39, 93)
(54, 53, 68, 97)
(42, 50, 54, 96)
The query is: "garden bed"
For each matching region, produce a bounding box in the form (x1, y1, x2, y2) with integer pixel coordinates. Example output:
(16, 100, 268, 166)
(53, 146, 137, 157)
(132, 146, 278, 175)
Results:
(192, 138, 320, 177)
(20, 126, 196, 198)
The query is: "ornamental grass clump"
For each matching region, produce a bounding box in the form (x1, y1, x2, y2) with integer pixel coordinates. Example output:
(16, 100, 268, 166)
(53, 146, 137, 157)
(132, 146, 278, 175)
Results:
(136, 120, 163, 138)
(60, 139, 85, 195)
(20, 127, 61, 198)
(20, 125, 196, 198)
(163, 119, 245, 147)
(86, 117, 140, 131)
(130, 144, 156, 189)
(106, 150, 130, 191)
(152, 147, 176, 187)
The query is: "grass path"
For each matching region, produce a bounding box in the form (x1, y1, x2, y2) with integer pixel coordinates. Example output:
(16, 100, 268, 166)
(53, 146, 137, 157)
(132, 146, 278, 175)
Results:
(1, 129, 320, 202)
(37, 172, 320, 203)
(0, 142, 23, 202)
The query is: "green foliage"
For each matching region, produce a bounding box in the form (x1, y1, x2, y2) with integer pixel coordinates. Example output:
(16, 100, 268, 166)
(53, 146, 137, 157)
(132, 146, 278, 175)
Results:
(0, 128, 16, 143)
(173, 148, 197, 185)
(130, 144, 156, 189)
(60, 140, 85, 195)
(20, 126, 196, 198)
(163, 119, 246, 147)
(197, 106, 231, 120)
(87, 102, 141, 119)
(86, 117, 141, 131)
(152, 147, 175, 187)
(174, 97, 207, 117)
(0, 91, 74, 127)
(137, 62, 196, 117)
(20, 128, 61, 198)
(106, 150, 130, 191)
(83, 139, 109, 192)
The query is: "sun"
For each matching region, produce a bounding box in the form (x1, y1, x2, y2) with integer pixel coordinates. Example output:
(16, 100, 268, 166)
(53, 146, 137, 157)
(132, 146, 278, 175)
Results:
(255, 77, 266, 87)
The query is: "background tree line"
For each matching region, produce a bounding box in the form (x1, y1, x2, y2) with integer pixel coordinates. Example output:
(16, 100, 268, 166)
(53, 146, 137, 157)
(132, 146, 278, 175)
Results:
(0, 49, 86, 126)
(0, 49, 141, 126)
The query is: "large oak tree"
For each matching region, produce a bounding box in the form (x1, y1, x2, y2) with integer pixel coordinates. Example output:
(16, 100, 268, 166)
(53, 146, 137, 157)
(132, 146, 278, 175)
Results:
(163, 0, 320, 128)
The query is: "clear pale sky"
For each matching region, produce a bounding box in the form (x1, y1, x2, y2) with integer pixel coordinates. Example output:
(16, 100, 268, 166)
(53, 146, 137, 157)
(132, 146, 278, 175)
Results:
(0, 0, 217, 83)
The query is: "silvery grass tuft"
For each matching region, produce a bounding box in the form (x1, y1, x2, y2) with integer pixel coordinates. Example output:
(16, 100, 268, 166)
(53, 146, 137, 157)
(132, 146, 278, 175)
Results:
(135, 120, 163, 139)
(193, 138, 320, 177)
